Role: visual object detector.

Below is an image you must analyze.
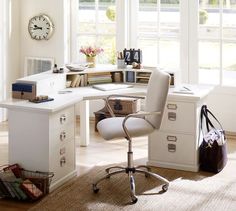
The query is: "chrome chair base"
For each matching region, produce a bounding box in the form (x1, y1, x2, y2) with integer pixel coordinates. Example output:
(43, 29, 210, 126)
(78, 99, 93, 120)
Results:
(92, 165, 169, 204)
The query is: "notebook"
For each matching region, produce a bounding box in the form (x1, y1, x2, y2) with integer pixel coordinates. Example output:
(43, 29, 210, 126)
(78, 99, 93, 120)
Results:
(92, 83, 133, 91)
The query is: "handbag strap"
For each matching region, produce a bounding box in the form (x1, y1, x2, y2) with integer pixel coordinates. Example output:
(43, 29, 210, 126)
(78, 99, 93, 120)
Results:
(200, 104, 225, 142)
(200, 105, 214, 132)
(202, 105, 224, 131)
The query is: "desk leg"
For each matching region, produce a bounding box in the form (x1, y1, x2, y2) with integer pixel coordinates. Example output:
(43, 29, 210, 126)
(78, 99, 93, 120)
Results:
(80, 100, 90, 146)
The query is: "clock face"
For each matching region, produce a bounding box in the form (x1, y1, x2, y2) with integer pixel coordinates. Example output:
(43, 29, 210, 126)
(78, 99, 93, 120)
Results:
(28, 14, 54, 40)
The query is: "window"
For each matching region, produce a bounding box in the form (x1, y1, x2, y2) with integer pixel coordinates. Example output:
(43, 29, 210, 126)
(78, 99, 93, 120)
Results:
(72, 0, 116, 64)
(71, 0, 236, 87)
(198, 0, 236, 86)
(137, 0, 180, 69)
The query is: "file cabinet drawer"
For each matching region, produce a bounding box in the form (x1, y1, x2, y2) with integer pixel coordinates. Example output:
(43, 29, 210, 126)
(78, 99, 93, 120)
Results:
(161, 101, 195, 133)
(50, 106, 75, 128)
(50, 122, 75, 149)
(149, 131, 196, 165)
(50, 140, 75, 183)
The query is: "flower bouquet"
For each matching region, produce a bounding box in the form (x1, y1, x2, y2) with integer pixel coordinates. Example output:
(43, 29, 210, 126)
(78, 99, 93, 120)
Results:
(80, 46, 104, 68)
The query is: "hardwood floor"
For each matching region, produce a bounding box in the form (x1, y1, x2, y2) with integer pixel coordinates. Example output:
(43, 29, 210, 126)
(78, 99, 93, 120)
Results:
(0, 119, 148, 210)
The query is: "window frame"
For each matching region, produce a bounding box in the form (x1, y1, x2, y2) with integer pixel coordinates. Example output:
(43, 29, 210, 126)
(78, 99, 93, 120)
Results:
(70, 0, 236, 90)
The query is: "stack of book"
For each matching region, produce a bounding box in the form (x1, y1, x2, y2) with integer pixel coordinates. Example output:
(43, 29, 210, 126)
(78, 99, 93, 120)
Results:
(66, 74, 87, 87)
(87, 72, 112, 85)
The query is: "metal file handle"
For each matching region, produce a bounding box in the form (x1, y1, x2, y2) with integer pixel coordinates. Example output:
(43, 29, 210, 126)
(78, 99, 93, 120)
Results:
(60, 114, 66, 124)
(168, 144, 176, 152)
(168, 112, 176, 121)
(60, 131, 66, 141)
(60, 156, 66, 167)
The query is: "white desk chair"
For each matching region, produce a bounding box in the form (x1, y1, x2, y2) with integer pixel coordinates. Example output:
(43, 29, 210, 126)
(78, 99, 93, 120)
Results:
(92, 70, 170, 204)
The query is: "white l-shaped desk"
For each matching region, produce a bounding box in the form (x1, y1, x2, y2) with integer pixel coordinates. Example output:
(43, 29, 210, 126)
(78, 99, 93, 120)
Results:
(0, 70, 213, 191)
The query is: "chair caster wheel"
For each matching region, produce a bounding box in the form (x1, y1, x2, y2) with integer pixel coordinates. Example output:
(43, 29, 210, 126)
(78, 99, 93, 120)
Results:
(131, 196, 138, 204)
(92, 184, 99, 193)
(162, 184, 168, 192)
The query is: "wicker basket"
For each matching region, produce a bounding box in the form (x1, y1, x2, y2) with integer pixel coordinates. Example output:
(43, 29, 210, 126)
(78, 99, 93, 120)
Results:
(0, 164, 54, 201)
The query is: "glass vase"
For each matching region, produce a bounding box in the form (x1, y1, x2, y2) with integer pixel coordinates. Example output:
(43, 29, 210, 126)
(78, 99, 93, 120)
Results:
(86, 56, 96, 68)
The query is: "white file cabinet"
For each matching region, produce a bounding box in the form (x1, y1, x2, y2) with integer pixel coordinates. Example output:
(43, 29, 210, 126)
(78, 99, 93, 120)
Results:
(148, 95, 206, 172)
(8, 105, 77, 191)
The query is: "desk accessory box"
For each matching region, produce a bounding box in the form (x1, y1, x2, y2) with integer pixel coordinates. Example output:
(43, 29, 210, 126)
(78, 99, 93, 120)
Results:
(12, 83, 36, 100)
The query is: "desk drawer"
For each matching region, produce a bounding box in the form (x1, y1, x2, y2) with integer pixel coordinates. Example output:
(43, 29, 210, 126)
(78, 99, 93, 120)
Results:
(50, 140, 75, 183)
(50, 122, 75, 148)
(149, 131, 196, 165)
(50, 106, 75, 129)
(161, 101, 195, 133)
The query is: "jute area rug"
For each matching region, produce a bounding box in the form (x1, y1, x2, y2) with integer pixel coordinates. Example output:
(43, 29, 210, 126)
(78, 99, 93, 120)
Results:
(29, 156, 236, 211)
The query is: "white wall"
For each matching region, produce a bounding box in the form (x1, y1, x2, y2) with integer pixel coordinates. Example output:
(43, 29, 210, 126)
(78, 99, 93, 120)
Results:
(206, 87, 236, 133)
(20, 0, 67, 76)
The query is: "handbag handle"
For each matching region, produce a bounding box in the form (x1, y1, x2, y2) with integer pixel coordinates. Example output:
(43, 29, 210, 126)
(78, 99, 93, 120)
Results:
(200, 105, 224, 136)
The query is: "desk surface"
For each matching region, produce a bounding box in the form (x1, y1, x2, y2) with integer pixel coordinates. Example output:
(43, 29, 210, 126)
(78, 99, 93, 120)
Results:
(0, 84, 213, 114)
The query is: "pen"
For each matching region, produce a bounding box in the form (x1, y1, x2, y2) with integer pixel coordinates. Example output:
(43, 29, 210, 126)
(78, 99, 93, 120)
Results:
(183, 86, 191, 91)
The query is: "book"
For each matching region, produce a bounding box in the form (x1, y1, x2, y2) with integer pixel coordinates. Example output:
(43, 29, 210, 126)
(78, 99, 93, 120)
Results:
(3, 163, 22, 178)
(75, 75, 81, 87)
(0, 170, 18, 199)
(11, 179, 28, 200)
(21, 179, 43, 200)
(0, 179, 11, 198)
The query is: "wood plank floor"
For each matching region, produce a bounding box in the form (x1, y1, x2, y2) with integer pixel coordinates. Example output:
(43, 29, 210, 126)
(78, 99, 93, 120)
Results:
(0, 120, 148, 210)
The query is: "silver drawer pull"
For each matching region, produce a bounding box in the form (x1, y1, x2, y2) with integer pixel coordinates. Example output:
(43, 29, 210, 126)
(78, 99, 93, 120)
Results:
(60, 131, 66, 141)
(60, 156, 66, 167)
(60, 147, 66, 155)
(168, 144, 176, 152)
(167, 136, 177, 142)
(60, 114, 66, 124)
(167, 103, 177, 110)
(168, 112, 176, 121)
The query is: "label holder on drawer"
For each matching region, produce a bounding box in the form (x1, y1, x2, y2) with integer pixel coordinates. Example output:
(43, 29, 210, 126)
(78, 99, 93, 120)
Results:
(167, 103, 177, 110)
(167, 135, 177, 142)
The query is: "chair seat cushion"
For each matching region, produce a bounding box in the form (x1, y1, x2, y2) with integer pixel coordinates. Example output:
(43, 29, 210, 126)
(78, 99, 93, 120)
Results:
(97, 117, 155, 140)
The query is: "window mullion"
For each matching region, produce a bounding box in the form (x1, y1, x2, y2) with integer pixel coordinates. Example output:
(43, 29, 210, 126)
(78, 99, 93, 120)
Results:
(188, 0, 198, 84)
(220, 0, 223, 85)
(95, 0, 99, 43)
(157, 0, 160, 66)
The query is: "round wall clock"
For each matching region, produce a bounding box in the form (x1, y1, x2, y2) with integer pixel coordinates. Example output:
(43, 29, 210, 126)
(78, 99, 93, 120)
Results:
(28, 14, 54, 40)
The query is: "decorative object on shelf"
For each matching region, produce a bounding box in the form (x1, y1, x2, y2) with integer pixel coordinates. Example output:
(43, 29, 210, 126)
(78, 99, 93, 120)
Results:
(80, 46, 104, 68)
(123, 49, 142, 65)
(28, 14, 54, 40)
(86, 56, 96, 68)
(66, 63, 89, 72)
(116, 51, 126, 69)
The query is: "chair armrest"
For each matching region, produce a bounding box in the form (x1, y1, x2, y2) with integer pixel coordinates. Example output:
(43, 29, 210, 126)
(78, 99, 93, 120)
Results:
(102, 94, 145, 117)
(122, 111, 161, 140)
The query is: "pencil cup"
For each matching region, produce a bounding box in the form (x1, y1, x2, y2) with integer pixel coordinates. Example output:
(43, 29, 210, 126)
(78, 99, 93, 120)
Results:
(117, 59, 127, 69)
